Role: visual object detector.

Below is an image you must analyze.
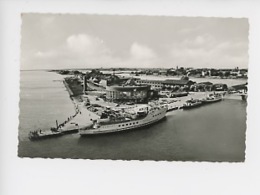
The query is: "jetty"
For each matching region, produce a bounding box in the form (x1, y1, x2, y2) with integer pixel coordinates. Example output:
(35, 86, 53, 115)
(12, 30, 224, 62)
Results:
(28, 112, 80, 141)
(28, 83, 100, 141)
(224, 93, 247, 101)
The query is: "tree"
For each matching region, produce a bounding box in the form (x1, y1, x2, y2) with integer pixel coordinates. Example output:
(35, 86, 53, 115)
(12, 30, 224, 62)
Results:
(181, 76, 189, 80)
(73, 70, 80, 75)
(224, 71, 230, 77)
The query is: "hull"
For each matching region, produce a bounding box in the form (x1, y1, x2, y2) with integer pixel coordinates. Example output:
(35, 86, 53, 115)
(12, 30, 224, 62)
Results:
(182, 102, 202, 110)
(202, 98, 222, 104)
(159, 100, 179, 112)
(28, 131, 62, 141)
(167, 107, 178, 112)
(79, 107, 167, 135)
(166, 101, 179, 112)
(28, 128, 78, 141)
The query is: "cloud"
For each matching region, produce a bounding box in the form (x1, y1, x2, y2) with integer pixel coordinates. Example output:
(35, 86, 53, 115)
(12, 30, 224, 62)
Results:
(21, 15, 249, 70)
(66, 34, 110, 56)
(41, 16, 55, 25)
(26, 32, 247, 70)
(182, 34, 215, 49)
(30, 33, 116, 69)
(169, 33, 248, 68)
(130, 42, 156, 60)
(35, 51, 56, 58)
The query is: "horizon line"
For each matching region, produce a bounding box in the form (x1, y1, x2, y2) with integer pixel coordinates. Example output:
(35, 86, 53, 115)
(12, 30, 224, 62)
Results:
(20, 67, 249, 71)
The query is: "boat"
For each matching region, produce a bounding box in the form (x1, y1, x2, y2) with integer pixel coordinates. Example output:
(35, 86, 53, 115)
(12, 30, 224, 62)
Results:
(170, 92, 188, 98)
(159, 91, 188, 98)
(159, 99, 179, 112)
(182, 99, 202, 109)
(166, 101, 179, 112)
(201, 94, 222, 104)
(79, 104, 167, 135)
(28, 128, 62, 141)
(28, 117, 80, 141)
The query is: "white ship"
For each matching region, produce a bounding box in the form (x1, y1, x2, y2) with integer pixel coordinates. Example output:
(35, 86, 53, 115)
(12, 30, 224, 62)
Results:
(79, 104, 167, 135)
(158, 99, 179, 112)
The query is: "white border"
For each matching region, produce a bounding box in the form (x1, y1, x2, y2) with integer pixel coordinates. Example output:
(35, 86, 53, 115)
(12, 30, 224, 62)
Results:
(1, 0, 260, 195)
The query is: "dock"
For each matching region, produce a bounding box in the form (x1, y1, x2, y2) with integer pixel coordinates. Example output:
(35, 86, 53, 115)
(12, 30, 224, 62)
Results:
(28, 96, 100, 141)
(29, 122, 78, 141)
(223, 93, 247, 101)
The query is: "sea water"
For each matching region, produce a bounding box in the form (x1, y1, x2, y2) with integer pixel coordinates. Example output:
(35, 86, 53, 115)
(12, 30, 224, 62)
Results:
(18, 70, 247, 162)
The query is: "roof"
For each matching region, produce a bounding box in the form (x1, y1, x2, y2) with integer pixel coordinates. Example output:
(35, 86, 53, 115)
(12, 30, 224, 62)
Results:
(106, 85, 151, 92)
(197, 82, 213, 85)
(137, 79, 164, 83)
(163, 79, 194, 85)
(213, 83, 227, 86)
(230, 83, 247, 90)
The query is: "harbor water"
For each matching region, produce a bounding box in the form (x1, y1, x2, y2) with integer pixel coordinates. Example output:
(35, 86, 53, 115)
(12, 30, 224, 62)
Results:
(18, 71, 247, 162)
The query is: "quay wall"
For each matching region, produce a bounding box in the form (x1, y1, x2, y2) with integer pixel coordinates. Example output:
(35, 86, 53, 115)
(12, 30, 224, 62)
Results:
(224, 94, 246, 100)
(63, 77, 84, 97)
(63, 80, 74, 96)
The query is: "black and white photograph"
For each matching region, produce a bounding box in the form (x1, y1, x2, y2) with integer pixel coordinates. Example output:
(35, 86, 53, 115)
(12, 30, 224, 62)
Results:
(19, 13, 248, 162)
(3, 1, 260, 195)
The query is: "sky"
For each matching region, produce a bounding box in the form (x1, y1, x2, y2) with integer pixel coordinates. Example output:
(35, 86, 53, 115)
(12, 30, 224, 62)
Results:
(21, 14, 249, 70)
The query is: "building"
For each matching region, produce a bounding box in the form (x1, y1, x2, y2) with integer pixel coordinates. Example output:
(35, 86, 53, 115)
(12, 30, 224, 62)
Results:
(162, 79, 195, 87)
(106, 85, 151, 103)
(135, 80, 164, 90)
(192, 82, 213, 92)
(136, 78, 195, 91)
(83, 74, 152, 103)
(212, 83, 228, 91)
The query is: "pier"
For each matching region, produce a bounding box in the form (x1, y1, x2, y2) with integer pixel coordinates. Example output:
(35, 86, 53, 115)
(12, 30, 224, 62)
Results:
(28, 89, 100, 141)
(28, 112, 80, 141)
(223, 93, 247, 101)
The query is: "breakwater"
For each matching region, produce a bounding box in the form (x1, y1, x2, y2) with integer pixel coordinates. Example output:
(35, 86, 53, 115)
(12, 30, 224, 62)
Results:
(28, 77, 83, 141)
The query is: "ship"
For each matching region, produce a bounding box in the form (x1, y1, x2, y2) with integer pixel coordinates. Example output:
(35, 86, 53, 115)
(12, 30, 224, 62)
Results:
(182, 99, 202, 109)
(79, 103, 167, 135)
(158, 99, 179, 112)
(201, 94, 222, 104)
(28, 128, 62, 141)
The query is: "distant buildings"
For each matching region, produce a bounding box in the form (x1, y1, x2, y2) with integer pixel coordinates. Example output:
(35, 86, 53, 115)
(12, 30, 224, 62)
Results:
(60, 67, 246, 103)
(130, 67, 248, 79)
